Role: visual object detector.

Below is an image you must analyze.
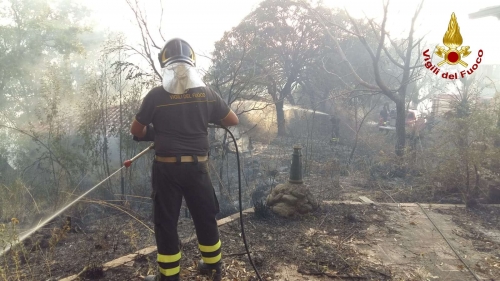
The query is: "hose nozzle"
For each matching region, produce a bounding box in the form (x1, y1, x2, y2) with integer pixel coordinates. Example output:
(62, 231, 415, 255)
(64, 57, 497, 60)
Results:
(123, 143, 154, 168)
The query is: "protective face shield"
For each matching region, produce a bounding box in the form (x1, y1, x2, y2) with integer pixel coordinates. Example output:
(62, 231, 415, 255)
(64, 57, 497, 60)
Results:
(162, 62, 206, 95)
(159, 39, 205, 94)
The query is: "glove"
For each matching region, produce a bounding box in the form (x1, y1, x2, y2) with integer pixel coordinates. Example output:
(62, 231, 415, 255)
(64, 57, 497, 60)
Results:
(133, 124, 155, 142)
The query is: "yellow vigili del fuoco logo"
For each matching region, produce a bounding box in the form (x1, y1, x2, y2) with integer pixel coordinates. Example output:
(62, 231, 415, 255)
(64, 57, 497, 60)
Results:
(423, 13, 483, 80)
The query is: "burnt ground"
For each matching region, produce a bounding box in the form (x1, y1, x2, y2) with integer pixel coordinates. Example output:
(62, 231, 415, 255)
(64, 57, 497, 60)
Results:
(1, 137, 500, 280)
(1, 203, 393, 281)
(436, 205, 500, 262)
(3, 200, 500, 281)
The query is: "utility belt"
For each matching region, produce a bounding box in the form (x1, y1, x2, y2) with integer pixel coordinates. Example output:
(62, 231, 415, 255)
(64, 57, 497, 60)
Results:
(155, 155, 208, 163)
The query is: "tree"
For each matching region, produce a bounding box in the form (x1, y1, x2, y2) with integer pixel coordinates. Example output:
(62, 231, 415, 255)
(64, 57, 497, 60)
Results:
(0, 0, 89, 115)
(77, 34, 155, 202)
(219, 0, 330, 136)
(305, 0, 425, 156)
(109, 0, 166, 83)
(208, 25, 268, 114)
(424, 77, 500, 205)
(205, 25, 270, 199)
(406, 66, 448, 112)
(0, 63, 88, 212)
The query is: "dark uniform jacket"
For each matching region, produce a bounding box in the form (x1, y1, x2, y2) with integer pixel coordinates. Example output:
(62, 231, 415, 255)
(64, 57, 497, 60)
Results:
(135, 86, 230, 157)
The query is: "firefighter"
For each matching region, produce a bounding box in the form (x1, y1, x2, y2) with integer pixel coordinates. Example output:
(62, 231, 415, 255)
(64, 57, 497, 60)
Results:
(380, 103, 389, 125)
(130, 38, 239, 281)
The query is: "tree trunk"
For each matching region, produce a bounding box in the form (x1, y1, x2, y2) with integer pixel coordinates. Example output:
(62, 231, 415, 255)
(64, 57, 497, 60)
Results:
(119, 50, 125, 201)
(276, 100, 286, 136)
(286, 93, 296, 105)
(395, 100, 406, 156)
(277, 79, 293, 136)
(474, 164, 480, 197)
(348, 99, 359, 166)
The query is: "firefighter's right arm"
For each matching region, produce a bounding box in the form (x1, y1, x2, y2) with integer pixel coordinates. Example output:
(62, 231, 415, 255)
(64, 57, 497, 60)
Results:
(220, 110, 239, 127)
(131, 120, 155, 142)
(131, 119, 147, 138)
(132, 90, 155, 141)
(209, 87, 238, 127)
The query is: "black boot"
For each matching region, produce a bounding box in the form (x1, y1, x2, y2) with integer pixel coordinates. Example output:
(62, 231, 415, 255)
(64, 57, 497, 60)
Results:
(197, 260, 222, 281)
(144, 274, 180, 281)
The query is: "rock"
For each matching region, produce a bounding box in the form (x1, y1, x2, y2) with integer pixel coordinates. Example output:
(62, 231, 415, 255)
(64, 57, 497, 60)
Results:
(290, 187, 307, 199)
(281, 194, 298, 205)
(266, 182, 318, 218)
(297, 203, 313, 214)
(306, 193, 319, 208)
(266, 193, 283, 206)
(272, 203, 296, 217)
(274, 183, 288, 193)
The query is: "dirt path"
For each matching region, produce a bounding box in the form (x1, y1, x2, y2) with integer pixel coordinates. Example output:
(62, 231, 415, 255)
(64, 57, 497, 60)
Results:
(53, 202, 500, 281)
(352, 204, 500, 280)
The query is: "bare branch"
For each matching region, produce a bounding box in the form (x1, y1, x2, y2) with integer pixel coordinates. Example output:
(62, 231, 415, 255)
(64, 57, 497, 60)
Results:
(0, 123, 73, 180)
(345, 3, 396, 100)
(158, 0, 166, 42)
(387, 34, 406, 61)
(235, 101, 275, 115)
(125, 0, 162, 80)
(412, 36, 425, 50)
(306, 5, 380, 92)
(347, 14, 377, 61)
(317, 15, 360, 37)
(139, 15, 161, 50)
(383, 46, 405, 69)
(400, 0, 424, 90)
(409, 41, 423, 81)
(375, 1, 389, 62)
(367, 19, 422, 71)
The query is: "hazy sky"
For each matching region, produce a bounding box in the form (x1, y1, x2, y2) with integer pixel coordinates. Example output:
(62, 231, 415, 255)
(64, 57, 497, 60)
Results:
(83, 0, 500, 69)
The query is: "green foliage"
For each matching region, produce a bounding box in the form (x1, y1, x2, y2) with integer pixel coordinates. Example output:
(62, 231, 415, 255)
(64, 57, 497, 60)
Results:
(0, 0, 90, 113)
(0, 63, 89, 215)
(208, 0, 380, 137)
(76, 36, 155, 199)
(420, 79, 500, 203)
(242, 0, 329, 96)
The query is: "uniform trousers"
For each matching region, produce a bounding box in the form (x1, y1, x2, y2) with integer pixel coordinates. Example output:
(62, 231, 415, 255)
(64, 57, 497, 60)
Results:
(151, 158, 221, 277)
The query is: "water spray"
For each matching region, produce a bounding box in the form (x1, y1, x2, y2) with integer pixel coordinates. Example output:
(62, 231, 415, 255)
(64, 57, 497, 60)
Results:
(0, 143, 154, 257)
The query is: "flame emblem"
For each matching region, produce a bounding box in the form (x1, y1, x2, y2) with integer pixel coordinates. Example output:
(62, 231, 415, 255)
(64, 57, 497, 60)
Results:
(435, 13, 471, 67)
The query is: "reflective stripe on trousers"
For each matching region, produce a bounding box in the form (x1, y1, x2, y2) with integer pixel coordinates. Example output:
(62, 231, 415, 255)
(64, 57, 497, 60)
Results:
(157, 252, 181, 276)
(199, 240, 222, 264)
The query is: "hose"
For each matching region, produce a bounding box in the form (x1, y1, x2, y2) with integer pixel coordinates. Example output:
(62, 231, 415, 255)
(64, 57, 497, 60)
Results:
(0, 144, 154, 257)
(218, 124, 263, 281)
(417, 203, 481, 281)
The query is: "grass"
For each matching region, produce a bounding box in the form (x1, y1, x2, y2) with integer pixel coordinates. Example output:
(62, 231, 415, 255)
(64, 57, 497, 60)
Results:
(0, 197, 156, 281)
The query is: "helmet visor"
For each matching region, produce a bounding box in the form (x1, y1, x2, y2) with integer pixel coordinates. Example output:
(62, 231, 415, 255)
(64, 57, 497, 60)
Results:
(160, 39, 196, 67)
